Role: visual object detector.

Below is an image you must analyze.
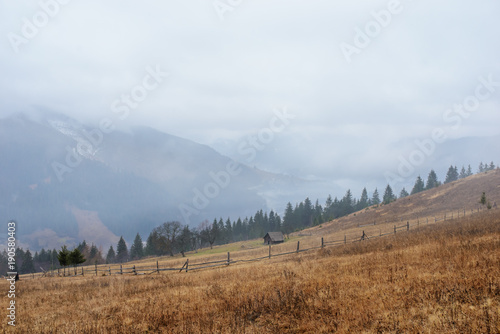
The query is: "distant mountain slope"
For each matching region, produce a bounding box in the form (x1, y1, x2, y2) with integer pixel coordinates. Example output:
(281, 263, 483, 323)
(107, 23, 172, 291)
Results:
(0, 112, 303, 250)
(302, 169, 500, 236)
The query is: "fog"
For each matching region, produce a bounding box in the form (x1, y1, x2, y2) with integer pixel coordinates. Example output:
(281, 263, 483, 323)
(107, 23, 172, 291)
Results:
(1, 0, 500, 208)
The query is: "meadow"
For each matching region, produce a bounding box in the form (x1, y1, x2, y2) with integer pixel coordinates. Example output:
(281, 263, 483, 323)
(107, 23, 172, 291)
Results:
(2, 209, 499, 333)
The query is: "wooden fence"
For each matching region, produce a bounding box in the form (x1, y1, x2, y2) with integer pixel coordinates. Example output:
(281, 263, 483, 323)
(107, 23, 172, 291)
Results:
(18, 204, 496, 280)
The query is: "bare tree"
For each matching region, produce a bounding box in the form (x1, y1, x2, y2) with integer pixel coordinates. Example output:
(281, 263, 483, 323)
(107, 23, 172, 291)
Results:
(156, 221, 182, 256)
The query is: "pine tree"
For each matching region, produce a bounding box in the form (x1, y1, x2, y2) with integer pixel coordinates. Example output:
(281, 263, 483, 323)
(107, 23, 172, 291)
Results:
(20, 249, 35, 274)
(210, 220, 220, 247)
(371, 188, 380, 205)
(106, 246, 116, 264)
(129, 233, 144, 260)
(177, 225, 192, 257)
(444, 165, 458, 184)
(459, 166, 467, 179)
(357, 188, 369, 210)
(116, 237, 128, 263)
(382, 185, 396, 204)
(69, 248, 86, 267)
(479, 192, 487, 205)
(411, 176, 425, 194)
(234, 218, 243, 241)
(88, 243, 102, 264)
(399, 187, 409, 198)
(144, 233, 156, 256)
(77, 240, 88, 253)
(467, 164, 473, 176)
(489, 161, 496, 171)
(57, 246, 70, 275)
(50, 249, 58, 270)
(478, 162, 484, 173)
(282, 202, 295, 237)
(224, 218, 233, 243)
(426, 169, 440, 189)
(323, 195, 334, 221)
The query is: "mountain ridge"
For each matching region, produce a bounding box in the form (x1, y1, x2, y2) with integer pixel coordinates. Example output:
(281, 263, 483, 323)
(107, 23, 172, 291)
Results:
(0, 112, 304, 250)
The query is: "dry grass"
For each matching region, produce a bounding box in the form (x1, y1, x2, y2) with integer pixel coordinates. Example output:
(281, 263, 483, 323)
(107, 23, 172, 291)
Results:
(304, 169, 500, 236)
(2, 210, 500, 333)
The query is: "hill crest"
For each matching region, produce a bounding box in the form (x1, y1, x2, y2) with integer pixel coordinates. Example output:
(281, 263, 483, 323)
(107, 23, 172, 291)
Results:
(301, 169, 500, 236)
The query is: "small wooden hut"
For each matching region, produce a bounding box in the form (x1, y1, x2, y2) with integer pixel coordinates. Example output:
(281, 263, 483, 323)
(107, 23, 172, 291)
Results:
(263, 232, 284, 245)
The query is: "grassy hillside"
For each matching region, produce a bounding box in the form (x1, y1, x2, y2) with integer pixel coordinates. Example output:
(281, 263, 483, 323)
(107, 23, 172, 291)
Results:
(2, 208, 499, 333)
(301, 169, 500, 237)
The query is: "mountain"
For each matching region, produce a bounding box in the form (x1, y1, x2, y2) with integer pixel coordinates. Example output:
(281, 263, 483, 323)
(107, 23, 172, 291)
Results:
(0, 112, 304, 250)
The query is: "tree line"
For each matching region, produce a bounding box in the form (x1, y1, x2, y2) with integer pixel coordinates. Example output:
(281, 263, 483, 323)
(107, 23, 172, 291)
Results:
(0, 240, 104, 275)
(3, 161, 496, 272)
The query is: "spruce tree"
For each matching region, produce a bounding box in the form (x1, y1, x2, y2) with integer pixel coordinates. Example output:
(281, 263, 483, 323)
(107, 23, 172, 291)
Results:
(467, 164, 473, 176)
(444, 165, 459, 184)
(145, 231, 159, 256)
(479, 192, 487, 205)
(411, 176, 425, 194)
(88, 243, 102, 264)
(129, 233, 144, 260)
(282, 202, 295, 237)
(459, 166, 467, 179)
(177, 225, 192, 257)
(116, 237, 128, 263)
(357, 188, 369, 210)
(69, 248, 86, 268)
(399, 187, 409, 198)
(426, 169, 440, 189)
(224, 218, 233, 243)
(57, 246, 70, 275)
(382, 185, 396, 204)
(106, 246, 116, 264)
(20, 249, 35, 274)
(371, 188, 380, 205)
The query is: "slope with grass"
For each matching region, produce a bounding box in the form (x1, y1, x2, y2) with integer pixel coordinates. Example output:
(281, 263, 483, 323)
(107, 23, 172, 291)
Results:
(2, 209, 500, 333)
(302, 169, 500, 237)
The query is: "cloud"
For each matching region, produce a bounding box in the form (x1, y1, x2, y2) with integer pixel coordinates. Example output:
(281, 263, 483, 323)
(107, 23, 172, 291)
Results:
(1, 0, 499, 198)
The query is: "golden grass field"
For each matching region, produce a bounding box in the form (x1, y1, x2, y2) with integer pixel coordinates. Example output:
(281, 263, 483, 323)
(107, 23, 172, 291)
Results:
(2, 208, 499, 333)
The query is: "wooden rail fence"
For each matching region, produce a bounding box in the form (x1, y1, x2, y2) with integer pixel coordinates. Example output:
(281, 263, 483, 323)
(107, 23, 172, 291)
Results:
(17, 204, 496, 280)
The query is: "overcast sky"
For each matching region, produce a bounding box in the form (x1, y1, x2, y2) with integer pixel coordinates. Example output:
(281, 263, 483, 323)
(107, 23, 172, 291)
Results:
(1, 0, 499, 198)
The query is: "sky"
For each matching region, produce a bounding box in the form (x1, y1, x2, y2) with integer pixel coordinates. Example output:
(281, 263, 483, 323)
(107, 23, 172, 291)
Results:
(1, 0, 500, 200)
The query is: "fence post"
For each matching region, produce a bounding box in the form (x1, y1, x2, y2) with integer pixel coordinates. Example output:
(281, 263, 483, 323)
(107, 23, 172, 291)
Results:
(435, 217, 437, 223)
(156, 261, 159, 274)
(407, 221, 409, 231)
(321, 237, 324, 248)
(133, 265, 136, 275)
(227, 252, 230, 265)
(120, 265, 122, 275)
(344, 235, 346, 244)
(95, 263, 97, 276)
(186, 259, 189, 273)
(82, 267, 84, 276)
(394, 225, 396, 235)
(268, 245, 271, 259)
(296, 241, 300, 253)
(109, 267, 111, 276)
